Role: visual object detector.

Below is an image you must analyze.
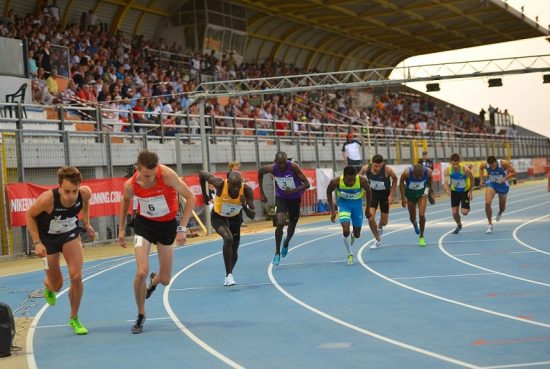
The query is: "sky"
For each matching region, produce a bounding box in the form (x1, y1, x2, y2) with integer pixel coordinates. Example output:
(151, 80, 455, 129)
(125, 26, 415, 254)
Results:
(390, 0, 550, 138)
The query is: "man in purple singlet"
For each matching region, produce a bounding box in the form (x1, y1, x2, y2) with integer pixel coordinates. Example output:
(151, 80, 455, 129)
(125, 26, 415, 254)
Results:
(259, 152, 310, 266)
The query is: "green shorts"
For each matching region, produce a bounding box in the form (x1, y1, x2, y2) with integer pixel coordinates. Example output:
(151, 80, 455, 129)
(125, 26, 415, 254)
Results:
(405, 187, 426, 203)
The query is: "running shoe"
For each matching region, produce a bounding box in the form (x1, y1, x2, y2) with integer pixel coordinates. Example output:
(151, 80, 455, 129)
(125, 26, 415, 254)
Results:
(419, 237, 426, 247)
(370, 239, 382, 250)
(496, 212, 503, 222)
(485, 225, 493, 234)
(131, 314, 145, 334)
(350, 235, 355, 246)
(452, 225, 462, 234)
(224, 273, 235, 286)
(69, 316, 88, 335)
(272, 254, 280, 266)
(413, 222, 420, 235)
(347, 254, 354, 266)
(44, 287, 56, 306)
(145, 272, 157, 299)
(281, 237, 288, 258)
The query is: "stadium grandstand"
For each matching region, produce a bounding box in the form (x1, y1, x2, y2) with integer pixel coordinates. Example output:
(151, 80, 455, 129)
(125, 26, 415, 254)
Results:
(0, 0, 549, 257)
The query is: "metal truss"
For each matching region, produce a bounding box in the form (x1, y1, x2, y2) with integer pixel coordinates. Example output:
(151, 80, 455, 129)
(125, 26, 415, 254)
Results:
(191, 54, 550, 98)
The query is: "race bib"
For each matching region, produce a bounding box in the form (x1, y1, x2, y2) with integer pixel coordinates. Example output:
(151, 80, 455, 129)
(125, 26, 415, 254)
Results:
(488, 174, 503, 183)
(48, 216, 78, 234)
(220, 202, 242, 217)
(339, 191, 360, 200)
(138, 195, 170, 218)
(370, 180, 386, 191)
(450, 178, 466, 189)
(275, 177, 296, 189)
(408, 181, 425, 190)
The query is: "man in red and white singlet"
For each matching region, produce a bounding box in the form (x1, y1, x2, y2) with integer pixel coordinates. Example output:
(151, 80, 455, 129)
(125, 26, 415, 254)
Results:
(118, 150, 195, 334)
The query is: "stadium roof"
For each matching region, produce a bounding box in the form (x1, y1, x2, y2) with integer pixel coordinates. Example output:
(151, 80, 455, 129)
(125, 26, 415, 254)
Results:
(7, 0, 548, 71)
(238, 0, 549, 71)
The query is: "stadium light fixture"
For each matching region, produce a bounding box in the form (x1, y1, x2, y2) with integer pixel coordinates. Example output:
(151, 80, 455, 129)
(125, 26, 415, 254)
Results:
(543, 74, 550, 84)
(426, 83, 440, 92)
(488, 78, 502, 87)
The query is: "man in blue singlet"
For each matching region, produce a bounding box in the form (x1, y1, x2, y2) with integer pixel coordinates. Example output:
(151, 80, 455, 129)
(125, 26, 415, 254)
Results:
(399, 164, 433, 247)
(259, 152, 310, 266)
(443, 153, 474, 234)
(479, 156, 516, 234)
(326, 165, 378, 265)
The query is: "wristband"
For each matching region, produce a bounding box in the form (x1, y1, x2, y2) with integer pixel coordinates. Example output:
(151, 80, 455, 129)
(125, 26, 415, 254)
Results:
(176, 226, 187, 233)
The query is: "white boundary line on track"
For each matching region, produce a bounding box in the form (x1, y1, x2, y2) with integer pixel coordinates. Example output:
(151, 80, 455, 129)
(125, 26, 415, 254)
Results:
(163, 235, 278, 369)
(357, 196, 550, 330)
(437, 201, 550, 288)
(26, 258, 135, 369)
(512, 214, 550, 256)
(483, 360, 550, 369)
(393, 272, 496, 280)
(268, 234, 483, 369)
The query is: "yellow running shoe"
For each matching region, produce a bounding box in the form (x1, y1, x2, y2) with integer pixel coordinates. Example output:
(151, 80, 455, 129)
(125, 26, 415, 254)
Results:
(69, 316, 88, 335)
(44, 287, 56, 305)
(419, 237, 426, 247)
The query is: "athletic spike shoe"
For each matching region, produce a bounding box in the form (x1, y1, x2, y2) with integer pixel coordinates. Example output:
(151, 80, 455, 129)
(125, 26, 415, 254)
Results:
(413, 222, 420, 235)
(419, 237, 426, 247)
(496, 212, 503, 222)
(452, 225, 462, 234)
(131, 314, 145, 334)
(225, 273, 235, 286)
(69, 316, 88, 335)
(347, 254, 354, 266)
(486, 225, 493, 234)
(272, 254, 280, 266)
(44, 287, 56, 306)
(281, 237, 288, 258)
(146, 272, 157, 299)
(370, 240, 382, 250)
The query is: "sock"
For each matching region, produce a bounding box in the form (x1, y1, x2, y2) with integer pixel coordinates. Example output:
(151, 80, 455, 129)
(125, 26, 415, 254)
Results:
(344, 235, 352, 256)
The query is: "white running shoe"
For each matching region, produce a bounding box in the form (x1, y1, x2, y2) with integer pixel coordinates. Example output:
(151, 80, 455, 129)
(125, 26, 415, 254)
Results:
(496, 212, 502, 222)
(224, 273, 236, 286)
(485, 225, 493, 234)
(370, 240, 382, 250)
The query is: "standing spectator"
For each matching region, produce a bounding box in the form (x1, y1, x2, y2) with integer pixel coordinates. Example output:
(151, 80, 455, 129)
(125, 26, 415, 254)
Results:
(342, 133, 363, 171)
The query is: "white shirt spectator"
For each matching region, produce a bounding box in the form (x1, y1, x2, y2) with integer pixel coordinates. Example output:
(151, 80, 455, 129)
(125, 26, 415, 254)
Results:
(342, 137, 362, 161)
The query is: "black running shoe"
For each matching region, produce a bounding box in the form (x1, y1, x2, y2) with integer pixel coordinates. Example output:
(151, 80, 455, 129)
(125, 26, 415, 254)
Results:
(146, 272, 157, 299)
(132, 314, 145, 334)
(452, 225, 462, 234)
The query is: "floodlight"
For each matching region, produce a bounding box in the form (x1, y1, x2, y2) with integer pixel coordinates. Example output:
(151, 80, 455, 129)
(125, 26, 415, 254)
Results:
(488, 78, 502, 87)
(426, 83, 440, 92)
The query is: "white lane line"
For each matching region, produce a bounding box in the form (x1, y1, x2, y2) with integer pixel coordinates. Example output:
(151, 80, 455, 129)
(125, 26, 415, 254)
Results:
(171, 282, 272, 291)
(359, 241, 550, 330)
(512, 214, 550, 256)
(27, 257, 135, 369)
(268, 235, 482, 369)
(164, 234, 283, 369)
(438, 201, 550, 288)
(34, 317, 172, 329)
(483, 360, 550, 369)
(393, 272, 495, 280)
